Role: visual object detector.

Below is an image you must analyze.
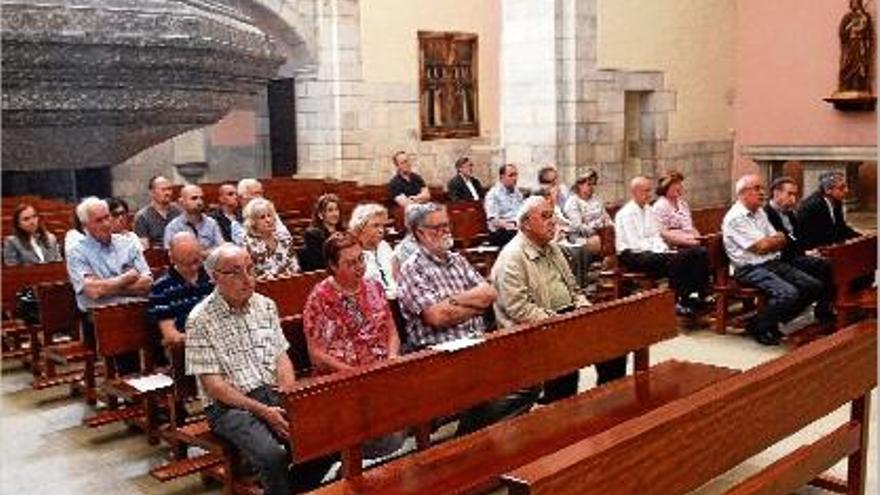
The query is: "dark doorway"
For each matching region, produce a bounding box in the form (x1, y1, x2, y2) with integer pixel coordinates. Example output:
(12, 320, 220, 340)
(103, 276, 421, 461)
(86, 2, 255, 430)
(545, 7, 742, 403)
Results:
(2, 167, 112, 202)
(268, 78, 297, 177)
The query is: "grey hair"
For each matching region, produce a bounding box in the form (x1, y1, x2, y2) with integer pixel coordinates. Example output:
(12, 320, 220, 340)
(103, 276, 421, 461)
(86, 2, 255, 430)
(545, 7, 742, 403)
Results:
(204, 242, 245, 276)
(75, 196, 107, 224)
(734, 174, 760, 196)
(818, 171, 845, 193)
(168, 231, 198, 253)
(241, 197, 277, 236)
(348, 203, 388, 232)
(406, 202, 445, 232)
(236, 178, 261, 197)
(516, 195, 549, 225)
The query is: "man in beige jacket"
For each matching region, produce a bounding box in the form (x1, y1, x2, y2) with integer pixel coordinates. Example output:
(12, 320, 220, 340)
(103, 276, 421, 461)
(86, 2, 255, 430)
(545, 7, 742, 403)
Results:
(491, 195, 600, 403)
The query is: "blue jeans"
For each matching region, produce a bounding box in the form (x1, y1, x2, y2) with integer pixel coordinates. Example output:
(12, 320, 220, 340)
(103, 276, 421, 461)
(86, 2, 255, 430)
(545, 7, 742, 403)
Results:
(206, 386, 334, 495)
(735, 259, 822, 334)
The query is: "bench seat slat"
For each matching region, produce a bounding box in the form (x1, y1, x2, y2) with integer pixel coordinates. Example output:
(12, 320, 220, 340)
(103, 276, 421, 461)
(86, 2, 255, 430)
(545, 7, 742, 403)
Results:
(501, 320, 876, 495)
(722, 422, 861, 495)
(309, 360, 737, 495)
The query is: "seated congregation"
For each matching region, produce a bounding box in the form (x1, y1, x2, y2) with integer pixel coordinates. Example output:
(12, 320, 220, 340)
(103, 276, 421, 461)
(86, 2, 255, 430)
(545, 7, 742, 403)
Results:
(1, 153, 875, 495)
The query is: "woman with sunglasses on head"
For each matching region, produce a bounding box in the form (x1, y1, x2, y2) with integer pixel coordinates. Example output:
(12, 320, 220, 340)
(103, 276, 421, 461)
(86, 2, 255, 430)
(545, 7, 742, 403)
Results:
(3, 203, 62, 265)
(107, 197, 145, 252)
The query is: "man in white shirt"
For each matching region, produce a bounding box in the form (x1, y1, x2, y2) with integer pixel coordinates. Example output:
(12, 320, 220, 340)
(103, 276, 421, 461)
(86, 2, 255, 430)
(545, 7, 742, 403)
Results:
(614, 176, 710, 316)
(722, 174, 823, 346)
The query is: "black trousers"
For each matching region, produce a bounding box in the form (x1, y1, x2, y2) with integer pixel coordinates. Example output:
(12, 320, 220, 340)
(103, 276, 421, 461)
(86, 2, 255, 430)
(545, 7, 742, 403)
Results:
(787, 255, 835, 319)
(488, 228, 517, 248)
(618, 247, 710, 301)
(595, 355, 628, 386)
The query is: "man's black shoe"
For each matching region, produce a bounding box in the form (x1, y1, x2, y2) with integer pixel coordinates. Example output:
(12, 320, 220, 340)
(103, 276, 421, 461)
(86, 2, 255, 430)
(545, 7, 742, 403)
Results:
(674, 303, 695, 318)
(754, 330, 781, 346)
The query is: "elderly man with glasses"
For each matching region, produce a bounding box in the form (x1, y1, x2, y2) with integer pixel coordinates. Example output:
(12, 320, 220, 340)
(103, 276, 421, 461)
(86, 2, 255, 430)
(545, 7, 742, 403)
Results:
(185, 243, 333, 495)
(722, 174, 823, 346)
(491, 195, 591, 403)
(398, 202, 535, 434)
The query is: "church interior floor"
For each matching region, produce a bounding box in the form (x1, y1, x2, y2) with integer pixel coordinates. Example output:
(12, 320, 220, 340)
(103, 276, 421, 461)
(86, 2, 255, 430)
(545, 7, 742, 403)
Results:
(1, 211, 876, 495)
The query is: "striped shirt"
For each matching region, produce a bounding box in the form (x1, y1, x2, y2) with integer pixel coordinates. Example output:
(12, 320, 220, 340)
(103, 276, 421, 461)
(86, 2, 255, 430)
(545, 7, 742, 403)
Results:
(147, 266, 215, 331)
(185, 291, 289, 402)
(398, 245, 486, 349)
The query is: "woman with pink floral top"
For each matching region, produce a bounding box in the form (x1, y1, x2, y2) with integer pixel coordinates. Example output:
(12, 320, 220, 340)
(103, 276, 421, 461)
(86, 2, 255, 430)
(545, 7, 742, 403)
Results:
(302, 232, 400, 375)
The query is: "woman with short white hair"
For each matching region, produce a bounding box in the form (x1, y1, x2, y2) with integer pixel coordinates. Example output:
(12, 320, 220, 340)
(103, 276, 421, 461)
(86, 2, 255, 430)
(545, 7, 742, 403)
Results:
(241, 198, 300, 279)
(349, 203, 397, 299)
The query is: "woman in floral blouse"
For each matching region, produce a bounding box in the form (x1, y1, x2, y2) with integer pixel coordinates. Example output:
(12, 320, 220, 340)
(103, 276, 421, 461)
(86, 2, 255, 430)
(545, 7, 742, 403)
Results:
(562, 169, 612, 255)
(242, 198, 300, 279)
(302, 232, 400, 375)
(651, 170, 702, 248)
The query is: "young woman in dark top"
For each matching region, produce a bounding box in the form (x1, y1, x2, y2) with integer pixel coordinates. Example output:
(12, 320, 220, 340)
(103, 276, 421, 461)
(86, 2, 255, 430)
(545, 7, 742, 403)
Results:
(299, 193, 343, 271)
(3, 203, 62, 265)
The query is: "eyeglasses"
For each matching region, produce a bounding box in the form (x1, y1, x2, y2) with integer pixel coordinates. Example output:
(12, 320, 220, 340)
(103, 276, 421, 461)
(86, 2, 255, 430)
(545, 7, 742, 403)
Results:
(111, 210, 127, 218)
(421, 222, 451, 232)
(215, 266, 256, 279)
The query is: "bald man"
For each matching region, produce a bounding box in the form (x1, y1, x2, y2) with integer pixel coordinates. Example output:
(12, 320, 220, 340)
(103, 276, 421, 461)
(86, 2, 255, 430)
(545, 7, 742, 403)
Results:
(163, 185, 224, 251)
(614, 176, 711, 317)
(210, 183, 242, 242)
(148, 232, 215, 348)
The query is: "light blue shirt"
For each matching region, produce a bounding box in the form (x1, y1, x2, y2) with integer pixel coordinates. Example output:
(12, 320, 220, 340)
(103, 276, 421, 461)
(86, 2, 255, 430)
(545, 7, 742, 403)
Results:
(66, 233, 151, 311)
(722, 201, 781, 270)
(163, 214, 225, 250)
(484, 183, 524, 232)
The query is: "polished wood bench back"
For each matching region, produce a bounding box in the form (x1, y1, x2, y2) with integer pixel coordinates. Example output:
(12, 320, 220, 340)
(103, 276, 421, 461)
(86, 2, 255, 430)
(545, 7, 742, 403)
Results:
(502, 319, 877, 495)
(690, 204, 729, 235)
(255, 270, 327, 318)
(818, 234, 877, 321)
(92, 301, 155, 359)
(2, 261, 69, 318)
(285, 289, 677, 467)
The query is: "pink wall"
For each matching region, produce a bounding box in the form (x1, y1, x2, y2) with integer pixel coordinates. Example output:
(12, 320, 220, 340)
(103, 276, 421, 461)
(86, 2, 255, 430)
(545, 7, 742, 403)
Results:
(734, 0, 877, 175)
(211, 110, 257, 147)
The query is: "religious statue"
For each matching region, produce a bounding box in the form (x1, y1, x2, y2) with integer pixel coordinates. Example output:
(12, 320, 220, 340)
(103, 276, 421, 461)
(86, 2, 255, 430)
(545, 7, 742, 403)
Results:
(826, 0, 876, 110)
(839, 0, 873, 91)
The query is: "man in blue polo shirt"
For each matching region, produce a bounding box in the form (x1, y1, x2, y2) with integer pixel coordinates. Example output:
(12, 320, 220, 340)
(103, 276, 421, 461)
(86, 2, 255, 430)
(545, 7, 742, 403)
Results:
(148, 231, 215, 348)
(67, 196, 153, 374)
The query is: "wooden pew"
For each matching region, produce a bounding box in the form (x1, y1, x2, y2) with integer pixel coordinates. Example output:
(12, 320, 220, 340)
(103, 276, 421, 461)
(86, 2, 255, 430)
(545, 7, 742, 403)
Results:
(690, 204, 729, 235)
(702, 233, 764, 334)
(84, 301, 169, 445)
(31, 281, 98, 403)
(817, 234, 877, 326)
(286, 289, 737, 494)
(1, 262, 70, 364)
(501, 319, 876, 495)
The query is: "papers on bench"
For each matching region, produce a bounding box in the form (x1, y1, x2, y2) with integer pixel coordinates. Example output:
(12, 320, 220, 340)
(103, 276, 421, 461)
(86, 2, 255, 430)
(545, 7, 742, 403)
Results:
(429, 336, 485, 353)
(125, 373, 174, 392)
(464, 245, 499, 254)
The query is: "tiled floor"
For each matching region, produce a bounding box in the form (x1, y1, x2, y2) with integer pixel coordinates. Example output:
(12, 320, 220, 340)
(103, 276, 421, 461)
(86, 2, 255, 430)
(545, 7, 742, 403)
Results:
(1, 212, 875, 495)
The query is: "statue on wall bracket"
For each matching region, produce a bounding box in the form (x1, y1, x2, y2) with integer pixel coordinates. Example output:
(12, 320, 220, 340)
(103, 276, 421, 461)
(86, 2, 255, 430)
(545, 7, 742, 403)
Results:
(825, 0, 876, 111)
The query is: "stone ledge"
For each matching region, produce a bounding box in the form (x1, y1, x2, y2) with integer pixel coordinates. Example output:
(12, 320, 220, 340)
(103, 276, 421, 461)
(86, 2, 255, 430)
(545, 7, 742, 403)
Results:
(740, 145, 877, 162)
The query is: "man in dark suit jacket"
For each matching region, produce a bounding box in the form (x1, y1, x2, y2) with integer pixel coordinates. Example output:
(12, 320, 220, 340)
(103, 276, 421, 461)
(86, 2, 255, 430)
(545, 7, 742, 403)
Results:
(796, 171, 860, 251)
(446, 156, 484, 202)
(765, 176, 836, 324)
